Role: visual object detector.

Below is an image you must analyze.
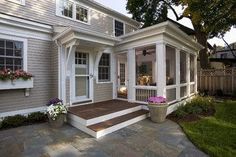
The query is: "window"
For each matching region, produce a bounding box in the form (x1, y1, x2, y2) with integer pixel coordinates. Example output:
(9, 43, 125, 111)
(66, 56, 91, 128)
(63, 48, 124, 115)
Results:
(59, 0, 73, 18)
(0, 39, 23, 71)
(220, 53, 227, 58)
(114, 20, 124, 37)
(180, 51, 187, 84)
(136, 47, 156, 86)
(76, 5, 88, 23)
(58, 0, 89, 23)
(120, 63, 125, 86)
(7, 0, 25, 5)
(190, 54, 195, 82)
(166, 46, 176, 85)
(98, 53, 110, 82)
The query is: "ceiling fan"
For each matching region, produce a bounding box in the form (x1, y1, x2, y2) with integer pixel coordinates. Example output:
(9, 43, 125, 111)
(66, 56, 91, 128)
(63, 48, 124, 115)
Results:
(142, 49, 155, 56)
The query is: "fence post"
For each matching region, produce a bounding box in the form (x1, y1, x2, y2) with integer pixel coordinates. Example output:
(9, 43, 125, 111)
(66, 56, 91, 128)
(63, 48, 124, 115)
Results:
(233, 68, 235, 94)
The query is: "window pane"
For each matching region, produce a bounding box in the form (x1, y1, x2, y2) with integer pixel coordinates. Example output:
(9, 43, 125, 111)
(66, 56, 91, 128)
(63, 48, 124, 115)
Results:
(76, 6, 88, 23)
(0, 48, 4, 56)
(166, 46, 176, 85)
(6, 49, 14, 56)
(180, 51, 187, 83)
(136, 47, 156, 86)
(0, 40, 4, 48)
(180, 86, 187, 98)
(190, 55, 195, 82)
(0, 57, 4, 64)
(166, 88, 176, 102)
(6, 41, 13, 49)
(98, 53, 110, 82)
(0, 39, 23, 71)
(115, 20, 124, 37)
(60, 0, 73, 18)
(6, 58, 13, 64)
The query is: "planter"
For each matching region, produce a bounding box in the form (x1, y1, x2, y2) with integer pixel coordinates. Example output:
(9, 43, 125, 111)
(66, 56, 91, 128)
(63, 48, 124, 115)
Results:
(148, 103, 169, 123)
(48, 114, 65, 128)
(0, 78, 33, 90)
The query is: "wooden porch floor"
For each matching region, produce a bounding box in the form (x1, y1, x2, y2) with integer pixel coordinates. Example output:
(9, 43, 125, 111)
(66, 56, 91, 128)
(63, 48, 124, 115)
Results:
(68, 100, 142, 120)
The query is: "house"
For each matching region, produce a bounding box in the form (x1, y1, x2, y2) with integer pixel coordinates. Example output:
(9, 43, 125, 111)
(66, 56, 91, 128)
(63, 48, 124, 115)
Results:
(209, 42, 236, 69)
(0, 0, 202, 137)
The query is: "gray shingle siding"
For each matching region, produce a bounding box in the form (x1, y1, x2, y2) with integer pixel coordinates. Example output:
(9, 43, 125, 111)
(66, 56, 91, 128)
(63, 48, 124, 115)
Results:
(0, 0, 138, 36)
(0, 39, 54, 113)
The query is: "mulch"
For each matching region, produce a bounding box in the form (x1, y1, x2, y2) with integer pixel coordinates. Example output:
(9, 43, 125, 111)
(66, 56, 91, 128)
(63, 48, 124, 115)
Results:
(167, 108, 215, 123)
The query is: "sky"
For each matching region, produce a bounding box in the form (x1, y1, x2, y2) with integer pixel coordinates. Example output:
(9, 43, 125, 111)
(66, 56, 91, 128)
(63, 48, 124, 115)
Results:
(94, 0, 236, 47)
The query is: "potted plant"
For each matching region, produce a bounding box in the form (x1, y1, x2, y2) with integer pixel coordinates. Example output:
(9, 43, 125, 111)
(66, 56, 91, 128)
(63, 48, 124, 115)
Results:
(147, 96, 168, 123)
(46, 98, 67, 128)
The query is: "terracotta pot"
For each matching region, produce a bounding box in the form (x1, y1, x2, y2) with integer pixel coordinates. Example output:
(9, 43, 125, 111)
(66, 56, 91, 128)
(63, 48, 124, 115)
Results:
(48, 114, 65, 128)
(148, 103, 168, 123)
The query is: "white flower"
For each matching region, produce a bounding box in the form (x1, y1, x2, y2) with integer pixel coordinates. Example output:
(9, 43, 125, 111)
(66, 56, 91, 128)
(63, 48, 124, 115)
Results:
(46, 103, 67, 121)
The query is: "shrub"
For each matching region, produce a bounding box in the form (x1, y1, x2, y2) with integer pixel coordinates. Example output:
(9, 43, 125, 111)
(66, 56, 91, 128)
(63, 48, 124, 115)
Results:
(1, 115, 27, 129)
(27, 112, 47, 123)
(173, 96, 214, 119)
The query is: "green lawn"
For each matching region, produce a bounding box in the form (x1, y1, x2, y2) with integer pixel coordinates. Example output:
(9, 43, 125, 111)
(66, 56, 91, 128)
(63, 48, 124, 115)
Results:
(180, 101, 236, 157)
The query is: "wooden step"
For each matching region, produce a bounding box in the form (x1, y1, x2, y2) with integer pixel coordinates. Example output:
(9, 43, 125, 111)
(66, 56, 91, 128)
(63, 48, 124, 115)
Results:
(68, 100, 141, 120)
(88, 110, 149, 132)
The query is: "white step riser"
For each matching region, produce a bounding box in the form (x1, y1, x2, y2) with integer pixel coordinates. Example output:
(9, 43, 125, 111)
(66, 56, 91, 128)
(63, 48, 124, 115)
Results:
(96, 114, 148, 138)
(68, 105, 143, 126)
(67, 118, 97, 137)
(68, 113, 148, 138)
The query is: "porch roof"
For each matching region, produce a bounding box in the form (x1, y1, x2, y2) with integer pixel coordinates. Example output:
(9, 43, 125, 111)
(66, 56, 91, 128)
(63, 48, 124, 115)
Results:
(115, 21, 204, 52)
(52, 26, 121, 46)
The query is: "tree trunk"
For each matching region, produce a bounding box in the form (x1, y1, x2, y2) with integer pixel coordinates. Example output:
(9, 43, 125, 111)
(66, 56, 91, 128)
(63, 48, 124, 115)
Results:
(194, 30, 209, 69)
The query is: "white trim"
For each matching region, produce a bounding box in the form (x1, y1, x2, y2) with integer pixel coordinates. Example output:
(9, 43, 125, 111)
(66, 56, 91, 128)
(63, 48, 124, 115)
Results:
(56, 0, 91, 26)
(6, 0, 25, 5)
(0, 79, 33, 90)
(0, 13, 52, 33)
(0, 33, 28, 71)
(0, 106, 46, 118)
(113, 19, 126, 37)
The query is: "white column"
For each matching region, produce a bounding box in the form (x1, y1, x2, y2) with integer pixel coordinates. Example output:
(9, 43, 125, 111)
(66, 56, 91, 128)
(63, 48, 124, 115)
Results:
(60, 46, 66, 103)
(186, 53, 191, 97)
(194, 54, 198, 94)
(176, 48, 181, 101)
(156, 41, 166, 97)
(127, 48, 136, 102)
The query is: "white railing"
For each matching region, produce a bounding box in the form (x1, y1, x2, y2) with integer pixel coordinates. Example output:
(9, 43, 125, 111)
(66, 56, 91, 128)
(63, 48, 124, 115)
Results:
(135, 86, 157, 103)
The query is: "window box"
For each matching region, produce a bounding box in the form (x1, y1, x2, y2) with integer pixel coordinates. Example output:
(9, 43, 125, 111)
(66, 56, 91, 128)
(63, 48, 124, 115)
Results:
(0, 78, 33, 90)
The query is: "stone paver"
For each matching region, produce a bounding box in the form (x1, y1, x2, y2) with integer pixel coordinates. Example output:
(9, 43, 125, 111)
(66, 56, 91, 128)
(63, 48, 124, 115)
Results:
(0, 119, 208, 157)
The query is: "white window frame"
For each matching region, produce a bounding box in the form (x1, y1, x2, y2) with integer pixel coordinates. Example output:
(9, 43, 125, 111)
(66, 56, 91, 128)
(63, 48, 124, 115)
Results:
(56, 0, 90, 25)
(0, 34, 28, 71)
(6, 0, 25, 5)
(98, 53, 111, 83)
(113, 19, 125, 37)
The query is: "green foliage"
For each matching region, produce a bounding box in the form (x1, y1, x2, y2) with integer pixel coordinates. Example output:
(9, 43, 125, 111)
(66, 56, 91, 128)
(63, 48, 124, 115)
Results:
(181, 101, 236, 157)
(27, 112, 47, 123)
(174, 96, 214, 118)
(1, 115, 27, 129)
(0, 112, 47, 130)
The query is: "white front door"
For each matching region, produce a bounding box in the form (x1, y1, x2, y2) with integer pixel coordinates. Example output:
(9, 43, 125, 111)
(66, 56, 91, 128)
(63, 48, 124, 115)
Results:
(73, 52, 92, 103)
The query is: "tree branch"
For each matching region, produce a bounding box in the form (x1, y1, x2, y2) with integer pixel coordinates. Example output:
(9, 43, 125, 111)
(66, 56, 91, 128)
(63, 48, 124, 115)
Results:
(161, 0, 190, 21)
(221, 36, 236, 58)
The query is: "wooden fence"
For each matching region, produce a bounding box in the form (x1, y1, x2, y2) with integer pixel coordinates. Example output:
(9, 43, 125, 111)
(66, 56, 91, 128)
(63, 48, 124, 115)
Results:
(198, 68, 236, 95)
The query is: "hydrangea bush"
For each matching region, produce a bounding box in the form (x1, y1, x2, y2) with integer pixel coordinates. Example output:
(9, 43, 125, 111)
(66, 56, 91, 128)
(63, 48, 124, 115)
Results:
(46, 98, 67, 121)
(0, 68, 33, 81)
(148, 96, 167, 104)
